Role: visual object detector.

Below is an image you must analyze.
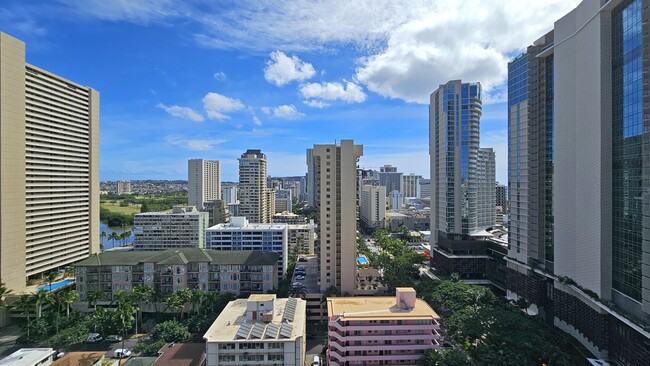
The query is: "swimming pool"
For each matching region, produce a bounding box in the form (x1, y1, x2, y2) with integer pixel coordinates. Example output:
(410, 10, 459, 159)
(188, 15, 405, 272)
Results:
(357, 256, 368, 265)
(37, 279, 75, 293)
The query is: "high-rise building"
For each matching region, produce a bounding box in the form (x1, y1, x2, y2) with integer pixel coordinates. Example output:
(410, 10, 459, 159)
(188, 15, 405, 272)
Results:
(305, 148, 316, 207)
(133, 206, 209, 251)
(401, 173, 422, 199)
(389, 190, 403, 210)
(188, 159, 221, 211)
(507, 2, 650, 363)
(117, 180, 131, 195)
(221, 185, 238, 205)
(275, 189, 292, 213)
(238, 150, 274, 223)
(378, 164, 403, 196)
(313, 140, 363, 293)
(495, 183, 507, 208)
(206, 217, 288, 278)
(360, 185, 386, 230)
(0, 32, 100, 291)
(418, 178, 431, 199)
(430, 80, 491, 243)
(477, 148, 496, 229)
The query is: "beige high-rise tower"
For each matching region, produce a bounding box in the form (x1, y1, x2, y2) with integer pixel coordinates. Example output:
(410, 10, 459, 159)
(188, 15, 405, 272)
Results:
(0, 32, 100, 292)
(188, 159, 221, 210)
(313, 140, 363, 293)
(238, 150, 274, 223)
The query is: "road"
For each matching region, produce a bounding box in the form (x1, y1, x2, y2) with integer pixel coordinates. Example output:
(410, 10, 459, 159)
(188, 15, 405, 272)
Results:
(295, 256, 319, 294)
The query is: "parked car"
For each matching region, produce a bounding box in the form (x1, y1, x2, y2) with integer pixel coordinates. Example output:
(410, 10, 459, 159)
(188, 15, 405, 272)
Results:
(106, 335, 123, 342)
(312, 355, 321, 366)
(86, 333, 102, 343)
(295, 275, 305, 280)
(113, 349, 132, 358)
(298, 257, 308, 262)
(292, 282, 303, 287)
(296, 266, 305, 271)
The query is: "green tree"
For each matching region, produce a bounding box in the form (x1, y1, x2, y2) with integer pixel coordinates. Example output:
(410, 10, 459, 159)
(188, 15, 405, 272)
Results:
(132, 285, 154, 331)
(88, 290, 105, 310)
(0, 282, 12, 309)
(289, 285, 307, 299)
(150, 320, 191, 343)
(140, 201, 150, 213)
(45, 271, 58, 292)
(190, 289, 206, 315)
(12, 295, 33, 339)
(420, 348, 472, 366)
(33, 291, 48, 318)
(164, 293, 185, 321)
(59, 290, 78, 317)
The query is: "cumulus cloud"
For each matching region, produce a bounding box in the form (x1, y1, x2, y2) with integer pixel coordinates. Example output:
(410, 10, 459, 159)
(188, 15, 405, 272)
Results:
(202, 92, 245, 120)
(156, 103, 204, 122)
(303, 99, 329, 109)
(264, 51, 316, 86)
(213, 71, 227, 81)
(261, 105, 305, 120)
(299, 81, 366, 104)
(166, 136, 226, 151)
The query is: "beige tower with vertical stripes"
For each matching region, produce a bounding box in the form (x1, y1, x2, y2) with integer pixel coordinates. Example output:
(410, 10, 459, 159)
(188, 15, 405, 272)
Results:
(0, 32, 99, 292)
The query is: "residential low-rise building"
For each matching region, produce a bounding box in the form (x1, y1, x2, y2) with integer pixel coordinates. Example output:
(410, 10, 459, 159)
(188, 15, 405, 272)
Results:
(204, 294, 306, 366)
(133, 206, 209, 251)
(0, 348, 54, 366)
(386, 209, 430, 231)
(287, 224, 316, 255)
(273, 212, 307, 224)
(73, 248, 278, 307)
(206, 217, 288, 278)
(326, 288, 440, 366)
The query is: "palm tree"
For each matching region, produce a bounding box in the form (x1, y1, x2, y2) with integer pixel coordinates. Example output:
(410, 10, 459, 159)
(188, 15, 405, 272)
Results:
(100, 231, 107, 247)
(164, 294, 184, 321)
(45, 271, 58, 292)
(190, 290, 206, 315)
(132, 285, 154, 332)
(289, 285, 308, 299)
(47, 292, 63, 333)
(115, 301, 135, 366)
(151, 289, 165, 313)
(109, 232, 120, 248)
(0, 282, 13, 309)
(33, 291, 48, 318)
(60, 290, 78, 317)
(12, 294, 33, 338)
(88, 290, 105, 310)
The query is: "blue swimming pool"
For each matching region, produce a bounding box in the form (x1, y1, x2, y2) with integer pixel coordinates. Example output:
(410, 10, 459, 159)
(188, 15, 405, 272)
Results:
(357, 256, 368, 265)
(37, 279, 75, 292)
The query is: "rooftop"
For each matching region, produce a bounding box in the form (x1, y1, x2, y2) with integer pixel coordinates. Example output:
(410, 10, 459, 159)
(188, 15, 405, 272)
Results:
(51, 352, 106, 366)
(208, 223, 288, 231)
(204, 296, 306, 342)
(0, 348, 54, 366)
(327, 296, 439, 321)
(151, 343, 206, 366)
(73, 248, 279, 267)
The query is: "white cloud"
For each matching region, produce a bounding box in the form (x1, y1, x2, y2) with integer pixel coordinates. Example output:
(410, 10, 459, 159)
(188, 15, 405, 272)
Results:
(60, 0, 183, 24)
(299, 81, 366, 104)
(202, 92, 245, 120)
(264, 51, 316, 86)
(213, 71, 227, 81)
(166, 136, 226, 151)
(252, 115, 262, 126)
(303, 99, 329, 109)
(156, 103, 204, 122)
(261, 104, 305, 120)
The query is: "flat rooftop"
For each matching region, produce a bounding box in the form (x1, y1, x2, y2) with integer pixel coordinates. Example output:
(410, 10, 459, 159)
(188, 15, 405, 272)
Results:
(152, 343, 205, 366)
(51, 352, 106, 366)
(204, 297, 306, 342)
(207, 223, 288, 231)
(327, 296, 439, 321)
(0, 348, 54, 366)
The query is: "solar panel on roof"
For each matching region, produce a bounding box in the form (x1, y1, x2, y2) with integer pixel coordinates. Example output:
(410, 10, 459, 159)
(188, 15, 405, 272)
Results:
(265, 323, 280, 339)
(250, 323, 265, 339)
(283, 298, 297, 322)
(279, 323, 293, 339)
(236, 323, 252, 339)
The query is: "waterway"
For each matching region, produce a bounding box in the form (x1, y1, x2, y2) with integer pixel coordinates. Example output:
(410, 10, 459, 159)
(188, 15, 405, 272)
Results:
(99, 221, 134, 250)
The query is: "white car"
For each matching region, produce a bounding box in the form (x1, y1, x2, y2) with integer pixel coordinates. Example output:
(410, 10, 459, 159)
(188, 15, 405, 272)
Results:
(86, 333, 102, 343)
(113, 349, 132, 358)
(292, 282, 303, 287)
(312, 355, 321, 366)
(295, 275, 305, 280)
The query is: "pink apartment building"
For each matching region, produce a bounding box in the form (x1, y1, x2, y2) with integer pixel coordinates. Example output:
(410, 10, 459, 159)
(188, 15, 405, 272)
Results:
(326, 287, 441, 366)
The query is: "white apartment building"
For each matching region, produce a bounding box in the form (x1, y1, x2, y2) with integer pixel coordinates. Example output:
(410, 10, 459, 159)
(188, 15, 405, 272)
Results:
(188, 159, 221, 210)
(287, 224, 316, 255)
(222, 185, 238, 205)
(0, 32, 100, 291)
(239, 150, 274, 223)
(390, 190, 403, 210)
(117, 180, 131, 195)
(133, 206, 209, 251)
(313, 140, 363, 293)
(402, 173, 422, 200)
(360, 185, 386, 230)
(206, 217, 288, 278)
(204, 295, 306, 366)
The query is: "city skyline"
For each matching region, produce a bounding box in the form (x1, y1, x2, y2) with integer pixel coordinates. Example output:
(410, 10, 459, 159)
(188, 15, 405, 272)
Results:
(0, 0, 583, 184)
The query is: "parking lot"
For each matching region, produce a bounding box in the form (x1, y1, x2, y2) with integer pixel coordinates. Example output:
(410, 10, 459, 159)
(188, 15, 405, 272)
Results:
(69, 334, 141, 359)
(294, 256, 320, 294)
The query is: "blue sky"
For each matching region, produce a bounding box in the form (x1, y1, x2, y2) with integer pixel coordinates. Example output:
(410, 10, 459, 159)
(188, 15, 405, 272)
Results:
(1, 0, 581, 183)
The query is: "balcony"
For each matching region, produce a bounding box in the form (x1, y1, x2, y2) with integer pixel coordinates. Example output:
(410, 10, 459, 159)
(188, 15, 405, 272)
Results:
(328, 320, 439, 332)
(328, 329, 438, 343)
(328, 339, 437, 353)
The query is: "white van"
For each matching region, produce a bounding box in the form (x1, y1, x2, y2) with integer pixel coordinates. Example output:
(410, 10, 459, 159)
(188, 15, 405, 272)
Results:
(86, 333, 102, 343)
(113, 349, 132, 358)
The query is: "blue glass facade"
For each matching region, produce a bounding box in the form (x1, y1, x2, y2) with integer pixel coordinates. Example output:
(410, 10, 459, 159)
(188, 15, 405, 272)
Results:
(612, 0, 644, 301)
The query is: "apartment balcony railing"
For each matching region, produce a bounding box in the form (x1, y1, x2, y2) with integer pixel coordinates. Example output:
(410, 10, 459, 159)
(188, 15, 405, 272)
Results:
(328, 321, 439, 333)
